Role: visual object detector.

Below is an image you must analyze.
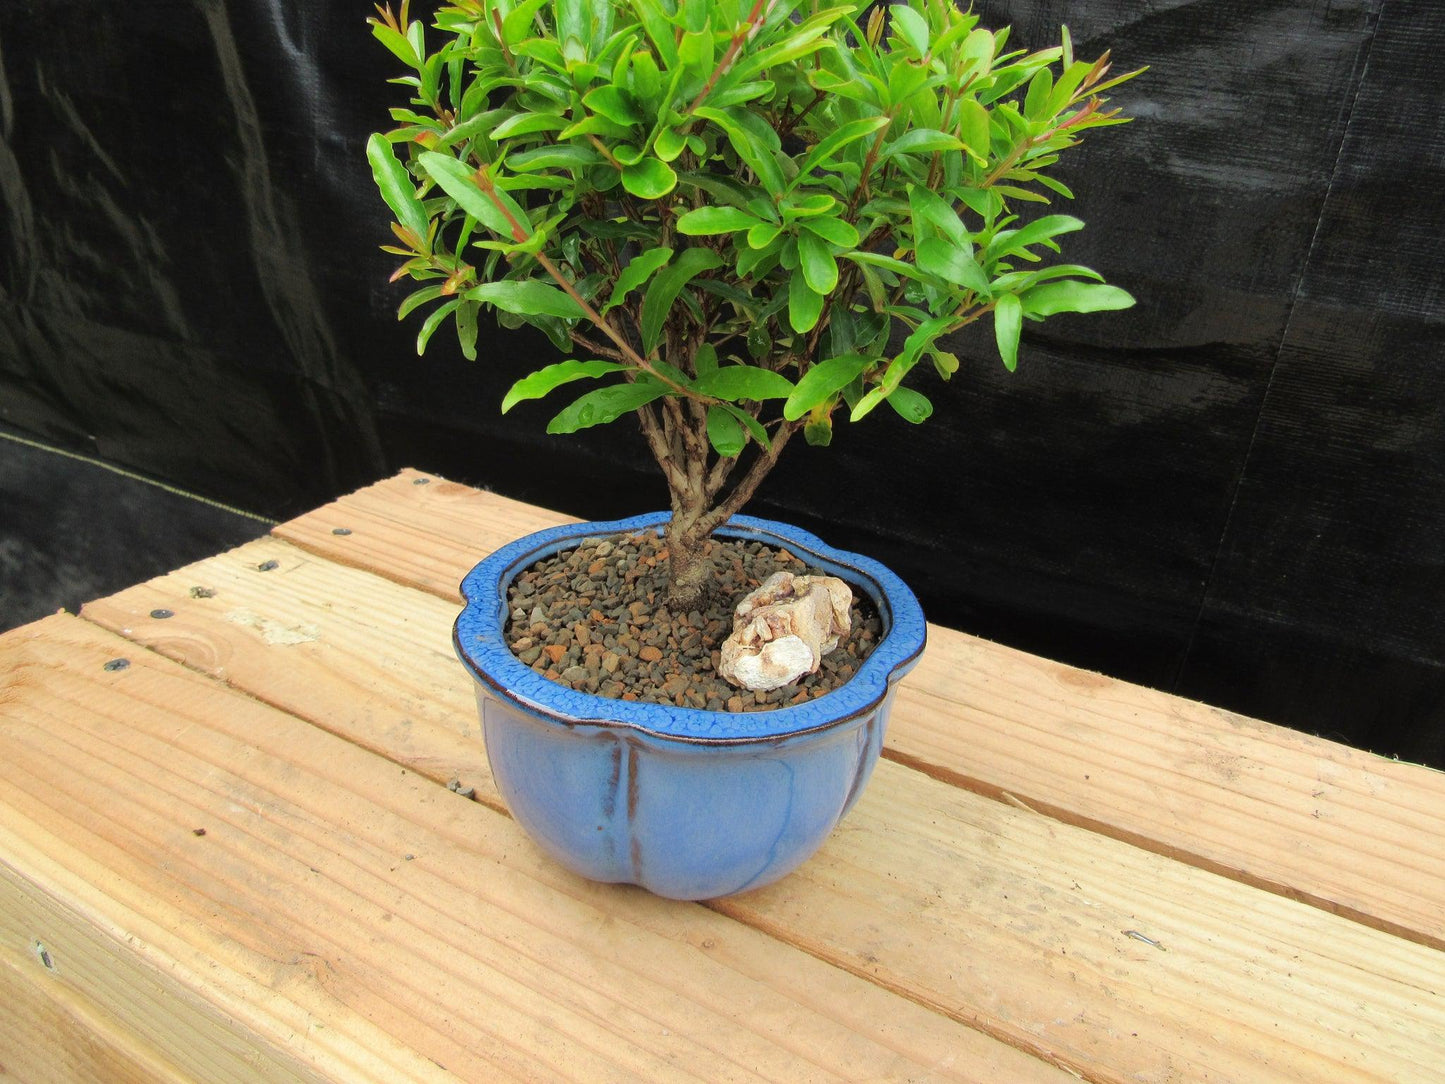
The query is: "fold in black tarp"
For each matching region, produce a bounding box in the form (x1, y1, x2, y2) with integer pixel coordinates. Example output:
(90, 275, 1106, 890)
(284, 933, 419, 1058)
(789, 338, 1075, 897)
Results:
(0, 1, 1440, 764)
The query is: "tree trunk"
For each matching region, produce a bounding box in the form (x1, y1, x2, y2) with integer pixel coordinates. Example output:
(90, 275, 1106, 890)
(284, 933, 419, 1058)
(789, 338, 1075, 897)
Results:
(664, 506, 712, 613)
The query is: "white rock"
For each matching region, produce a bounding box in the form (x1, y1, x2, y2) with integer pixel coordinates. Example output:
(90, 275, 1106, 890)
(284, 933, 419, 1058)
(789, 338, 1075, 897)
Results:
(718, 571, 853, 691)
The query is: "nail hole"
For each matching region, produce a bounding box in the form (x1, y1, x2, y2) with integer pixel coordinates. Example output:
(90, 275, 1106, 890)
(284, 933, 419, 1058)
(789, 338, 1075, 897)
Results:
(103, 658, 130, 672)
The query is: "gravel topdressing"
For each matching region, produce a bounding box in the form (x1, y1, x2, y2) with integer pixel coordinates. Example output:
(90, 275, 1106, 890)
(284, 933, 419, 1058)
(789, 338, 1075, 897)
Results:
(504, 529, 882, 712)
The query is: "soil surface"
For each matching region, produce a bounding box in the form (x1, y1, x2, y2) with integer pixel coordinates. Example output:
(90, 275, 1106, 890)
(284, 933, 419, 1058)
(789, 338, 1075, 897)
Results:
(504, 529, 882, 712)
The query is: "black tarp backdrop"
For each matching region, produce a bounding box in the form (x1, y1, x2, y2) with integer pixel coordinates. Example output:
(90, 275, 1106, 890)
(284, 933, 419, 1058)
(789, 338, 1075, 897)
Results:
(1, 2, 1440, 764)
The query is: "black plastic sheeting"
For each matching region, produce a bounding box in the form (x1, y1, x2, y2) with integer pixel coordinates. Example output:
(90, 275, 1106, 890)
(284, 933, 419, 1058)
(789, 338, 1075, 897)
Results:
(0, 423, 271, 629)
(1, 1, 1440, 765)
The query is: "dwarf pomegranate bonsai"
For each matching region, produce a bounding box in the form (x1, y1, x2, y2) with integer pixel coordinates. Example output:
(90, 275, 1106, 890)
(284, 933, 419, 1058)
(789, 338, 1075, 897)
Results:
(368, 0, 1139, 613)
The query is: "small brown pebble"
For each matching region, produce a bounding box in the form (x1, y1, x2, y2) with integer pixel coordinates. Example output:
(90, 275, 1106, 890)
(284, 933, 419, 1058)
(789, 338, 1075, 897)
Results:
(543, 643, 567, 664)
(638, 644, 663, 663)
(192, 827, 207, 837)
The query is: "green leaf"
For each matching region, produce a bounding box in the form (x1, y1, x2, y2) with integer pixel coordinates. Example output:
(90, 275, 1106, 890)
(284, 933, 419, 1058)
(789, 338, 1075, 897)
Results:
(881, 129, 965, 160)
(602, 246, 673, 313)
(416, 299, 460, 355)
(502, 360, 633, 413)
(583, 84, 642, 125)
(797, 230, 839, 294)
(909, 185, 968, 248)
(842, 249, 929, 283)
(691, 365, 795, 402)
(848, 384, 887, 423)
(956, 98, 992, 161)
(746, 323, 770, 359)
(366, 134, 430, 247)
(621, 156, 678, 198)
(694, 106, 785, 194)
(886, 386, 933, 423)
(993, 292, 1022, 372)
(729, 14, 839, 83)
(746, 222, 783, 249)
(547, 379, 667, 433)
(502, 0, 551, 41)
(630, 0, 678, 66)
(506, 144, 602, 172)
(418, 152, 532, 239)
(467, 279, 588, 320)
(654, 126, 687, 161)
(1020, 281, 1136, 317)
(783, 352, 874, 421)
(557, 114, 636, 141)
(788, 115, 891, 190)
(490, 112, 568, 140)
(1024, 66, 1054, 120)
(889, 4, 930, 57)
(706, 405, 746, 457)
(788, 271, 824, 333)
(398, 284, 445, 321)
(675, 206, 761, 235)
(916, 238, 991, 294)
(803, 417, 833, 446)
(694, 341, 719, 376)
(456, 300, 479, 361)
(985, 215, 1085, 263)
(371, 22, 419, 68)
(720, 401, 771, 450)
(800, 216, 860, 248)
(783, 192, 837, 218)
(641, 247, 723, 354)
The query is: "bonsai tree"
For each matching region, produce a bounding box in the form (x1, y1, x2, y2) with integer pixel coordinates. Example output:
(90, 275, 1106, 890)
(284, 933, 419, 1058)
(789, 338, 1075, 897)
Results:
(367, 0, 1140, 612)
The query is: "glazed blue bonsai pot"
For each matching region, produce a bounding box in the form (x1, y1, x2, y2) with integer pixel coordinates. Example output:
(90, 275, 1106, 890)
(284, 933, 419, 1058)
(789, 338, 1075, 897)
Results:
(453, 512, 926, 900)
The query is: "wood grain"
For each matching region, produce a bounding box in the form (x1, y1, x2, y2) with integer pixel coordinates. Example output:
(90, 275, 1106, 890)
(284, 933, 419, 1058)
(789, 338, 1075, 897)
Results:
(81, 533, 490, 794)
(0, 948, 188, 1084)
(267, 471, 1445, 952)
(0, 614, 1071, 1084)
(74, 540, 1445, 1082)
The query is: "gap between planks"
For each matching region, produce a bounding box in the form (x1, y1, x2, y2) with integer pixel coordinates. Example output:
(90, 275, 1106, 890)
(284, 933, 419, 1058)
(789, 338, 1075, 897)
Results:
(259, 468, 1445, 955)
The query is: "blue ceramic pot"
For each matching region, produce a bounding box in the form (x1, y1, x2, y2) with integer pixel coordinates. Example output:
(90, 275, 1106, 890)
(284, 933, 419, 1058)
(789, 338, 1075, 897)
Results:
(453, 512, 926, 900)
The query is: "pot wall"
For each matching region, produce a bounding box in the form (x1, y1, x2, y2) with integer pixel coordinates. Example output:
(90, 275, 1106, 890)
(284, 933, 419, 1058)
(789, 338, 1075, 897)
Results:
(454, 513, 924, 899)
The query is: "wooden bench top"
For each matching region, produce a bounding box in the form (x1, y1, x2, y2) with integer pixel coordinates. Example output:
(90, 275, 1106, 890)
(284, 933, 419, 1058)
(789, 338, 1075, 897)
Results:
(3, 469, 1442, 1083)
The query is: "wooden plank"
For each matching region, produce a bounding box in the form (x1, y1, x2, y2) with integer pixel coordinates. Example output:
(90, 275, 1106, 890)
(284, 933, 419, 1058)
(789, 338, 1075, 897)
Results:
(268, 471, 1445, 951)
(0, 947, 189, 1084)
(272, 469, 576, 602)
(81, 534, 491, 794)
(0, 614, 1073, 1084)
(893, 629, 1445, 949)
(0, 856, 322, 1084)
(76, 542, 1445, 1081)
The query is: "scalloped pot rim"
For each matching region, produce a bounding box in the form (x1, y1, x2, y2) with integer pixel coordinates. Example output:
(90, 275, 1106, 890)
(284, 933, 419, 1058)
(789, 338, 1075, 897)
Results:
(453, 512, 927, 745)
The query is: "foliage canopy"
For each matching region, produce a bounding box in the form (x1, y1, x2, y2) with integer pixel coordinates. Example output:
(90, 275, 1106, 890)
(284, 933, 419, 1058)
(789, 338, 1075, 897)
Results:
(368, 0, 1140, 599)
